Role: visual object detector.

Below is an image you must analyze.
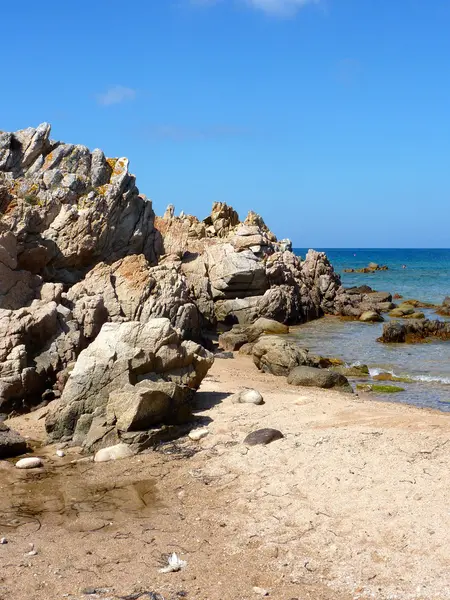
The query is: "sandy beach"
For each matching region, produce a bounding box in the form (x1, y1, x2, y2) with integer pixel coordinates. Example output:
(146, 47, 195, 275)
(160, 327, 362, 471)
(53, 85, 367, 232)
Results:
(1, 353, 449, 600)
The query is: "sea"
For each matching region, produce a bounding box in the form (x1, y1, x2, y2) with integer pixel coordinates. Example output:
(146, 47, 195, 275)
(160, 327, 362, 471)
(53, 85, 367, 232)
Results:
(292, 249, 450, 412)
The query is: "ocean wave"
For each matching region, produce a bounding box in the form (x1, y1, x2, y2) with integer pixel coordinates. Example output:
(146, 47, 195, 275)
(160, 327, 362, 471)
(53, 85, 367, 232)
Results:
(368, 367, 450, 385)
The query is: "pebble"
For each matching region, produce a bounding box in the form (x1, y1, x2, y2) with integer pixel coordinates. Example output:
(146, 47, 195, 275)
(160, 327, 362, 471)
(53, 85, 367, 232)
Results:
(244, 428, 284, 446)
(231, 389, 264, 405)
(188, 428, 210, 441)
(0, 538, 7, 544)
(56, 449, 65, 457)
(15, 457, 43, 469)
(253, 587, 269, 596)
(94, 443, 134, 463)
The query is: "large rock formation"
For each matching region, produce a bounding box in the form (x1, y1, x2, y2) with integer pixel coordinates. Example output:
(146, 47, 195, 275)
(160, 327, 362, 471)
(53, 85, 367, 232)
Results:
(45, 319, 213, 450)
(0, 122, 159, 300)
(0, 123, 374, 430)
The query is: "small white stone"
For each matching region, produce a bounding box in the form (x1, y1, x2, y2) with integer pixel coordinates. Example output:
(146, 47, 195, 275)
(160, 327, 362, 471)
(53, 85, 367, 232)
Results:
(15, 457, 43, 469)
(56, 450, 65, 457)
(94, 443, 134, 463)
(253, 587, 269, 596)
(188, 428, 209, 441)
(0, 537, 7, 544)
(231, 389, 264, 405)
(27, 550, 38, 556)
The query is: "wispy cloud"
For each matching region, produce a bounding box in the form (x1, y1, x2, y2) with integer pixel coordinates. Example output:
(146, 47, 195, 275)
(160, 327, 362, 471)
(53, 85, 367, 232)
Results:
(190, 0, 320, 16)
(96, 85, 137, 106)
(144, 124, 252, 142)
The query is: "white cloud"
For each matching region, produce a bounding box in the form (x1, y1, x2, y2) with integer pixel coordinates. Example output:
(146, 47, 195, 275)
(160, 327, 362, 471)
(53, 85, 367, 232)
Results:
(245, 0, 320, 16)
(96, 85, 137, 106)
(190, 0, 320, 16)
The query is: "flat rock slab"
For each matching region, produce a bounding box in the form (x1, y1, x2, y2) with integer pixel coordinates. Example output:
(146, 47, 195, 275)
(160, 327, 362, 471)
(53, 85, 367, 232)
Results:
(244, 428, 284, 446)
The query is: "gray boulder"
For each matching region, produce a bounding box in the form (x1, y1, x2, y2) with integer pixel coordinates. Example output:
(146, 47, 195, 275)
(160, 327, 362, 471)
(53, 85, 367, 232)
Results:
(287, 366, 353, 393)
(252, 335, 315, 377)
(45, 318, 213, 445)
(206, 243, 268, 299)
(0, 422, 28, 458)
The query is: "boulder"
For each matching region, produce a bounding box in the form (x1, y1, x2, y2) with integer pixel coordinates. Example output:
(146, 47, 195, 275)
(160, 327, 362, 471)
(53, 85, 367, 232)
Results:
(94, 443, 134, 463)
(45, 319, 213, 445)
(106, 381, 193, 432)
(359, 310, 384, 323)
(252, 336, 315, 377)
(218, 318, 288, 352)
(0, 423, 28, 458)
(378, 319, 450, 343)
(230, 389, 264, 405)
(206, 244, 268, 299)
(287, 366, 353, 393)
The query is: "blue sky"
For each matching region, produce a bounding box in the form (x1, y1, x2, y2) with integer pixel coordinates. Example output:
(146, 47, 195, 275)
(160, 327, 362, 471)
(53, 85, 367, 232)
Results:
(2, 0, 450, 247)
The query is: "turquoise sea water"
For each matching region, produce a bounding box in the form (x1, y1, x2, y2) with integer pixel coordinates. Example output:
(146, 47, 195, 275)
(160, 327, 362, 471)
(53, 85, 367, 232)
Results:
(292, 249, 450, 412)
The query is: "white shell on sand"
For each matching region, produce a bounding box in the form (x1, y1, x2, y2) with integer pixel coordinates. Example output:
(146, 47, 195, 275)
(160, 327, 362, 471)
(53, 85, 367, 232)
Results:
(15, 457, 43, 469)
(188, 428, 209, 441)
(94, 443, 134, 463)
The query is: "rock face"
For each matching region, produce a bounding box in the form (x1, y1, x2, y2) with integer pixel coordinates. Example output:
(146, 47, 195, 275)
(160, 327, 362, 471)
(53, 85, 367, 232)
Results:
(0, 422, 28, 458)
(45, 319, 213, 449)
(287, 366, 353, 393)
(378, 319, 450, 343)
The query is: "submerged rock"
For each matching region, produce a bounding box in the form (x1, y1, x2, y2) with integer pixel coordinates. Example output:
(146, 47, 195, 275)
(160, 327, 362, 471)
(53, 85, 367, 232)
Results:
(378, 319, 450, 343)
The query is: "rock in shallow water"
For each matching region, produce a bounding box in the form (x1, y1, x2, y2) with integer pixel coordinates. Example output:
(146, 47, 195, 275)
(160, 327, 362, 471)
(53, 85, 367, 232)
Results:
(244, 428, 284, 446)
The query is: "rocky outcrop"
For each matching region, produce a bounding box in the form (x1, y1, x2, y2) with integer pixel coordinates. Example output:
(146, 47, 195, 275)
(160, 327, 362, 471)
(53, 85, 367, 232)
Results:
(334, 288, 394, 319)
(378, 319, 450, 343)
(344, 263, 388, 273)
(0, 123, 159, 300)
(45, 318, 213, 449)
(66, 254, 200, 340)
(218, 318, 289, 352)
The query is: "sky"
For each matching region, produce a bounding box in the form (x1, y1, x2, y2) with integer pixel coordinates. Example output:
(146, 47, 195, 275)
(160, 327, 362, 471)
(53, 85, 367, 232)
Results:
(1, 0, 450, 247)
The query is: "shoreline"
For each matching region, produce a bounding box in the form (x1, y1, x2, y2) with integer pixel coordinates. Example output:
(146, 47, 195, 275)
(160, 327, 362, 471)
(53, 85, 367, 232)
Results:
(2, 353, 450, 600)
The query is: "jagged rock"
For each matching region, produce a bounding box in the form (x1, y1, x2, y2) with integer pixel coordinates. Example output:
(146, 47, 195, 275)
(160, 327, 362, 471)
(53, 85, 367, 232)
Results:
(0, 123, 159, 293)
(252, 336, 316, 377)
(45, 319, 213, 445)
(0, 422, 28, 458)
(287, 366, 353, 393)
(378, 319, 450, 343)
(206, 244, 268, 299)
(66, 254, 200, 339)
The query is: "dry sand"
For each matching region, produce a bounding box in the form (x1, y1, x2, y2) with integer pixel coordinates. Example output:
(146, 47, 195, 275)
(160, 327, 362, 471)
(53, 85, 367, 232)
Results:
(1, 354, 449, 600)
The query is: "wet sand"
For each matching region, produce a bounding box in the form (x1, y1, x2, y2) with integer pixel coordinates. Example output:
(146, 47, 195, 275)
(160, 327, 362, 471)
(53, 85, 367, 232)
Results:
(1, 354, 450, 600)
